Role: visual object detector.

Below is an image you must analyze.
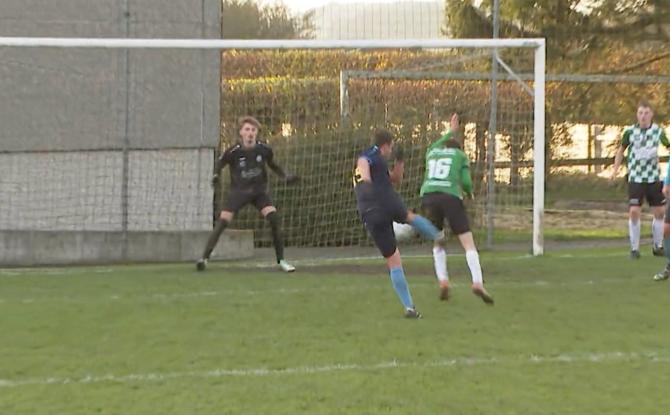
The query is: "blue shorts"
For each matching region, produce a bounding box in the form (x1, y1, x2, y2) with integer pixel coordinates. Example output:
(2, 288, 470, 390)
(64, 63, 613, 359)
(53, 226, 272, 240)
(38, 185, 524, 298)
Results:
(359, 194, 407, 258)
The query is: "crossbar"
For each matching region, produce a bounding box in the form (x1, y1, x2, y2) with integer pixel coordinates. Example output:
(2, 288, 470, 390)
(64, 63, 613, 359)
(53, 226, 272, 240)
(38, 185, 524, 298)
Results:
(0, 37, 545, 49)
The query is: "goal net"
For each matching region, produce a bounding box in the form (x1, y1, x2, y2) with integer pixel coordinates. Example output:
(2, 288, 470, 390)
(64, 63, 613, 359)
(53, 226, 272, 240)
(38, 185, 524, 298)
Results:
(0, 38, 545, 255)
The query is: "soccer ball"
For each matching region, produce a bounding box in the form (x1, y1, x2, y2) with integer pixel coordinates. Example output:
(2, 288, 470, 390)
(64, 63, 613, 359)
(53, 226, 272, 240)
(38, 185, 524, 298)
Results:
(393, 221, 416, 242)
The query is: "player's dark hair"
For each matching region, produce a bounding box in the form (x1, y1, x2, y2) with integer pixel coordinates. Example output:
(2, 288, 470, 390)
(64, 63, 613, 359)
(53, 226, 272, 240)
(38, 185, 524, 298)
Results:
(238, 116, 261, 131)
(373, 129, 394, 147)
(445, 139, 462, 149)
(638, 99, 653, 110)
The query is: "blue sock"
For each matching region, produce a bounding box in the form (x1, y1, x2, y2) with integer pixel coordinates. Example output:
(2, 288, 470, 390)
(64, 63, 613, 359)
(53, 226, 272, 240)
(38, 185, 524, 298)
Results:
(389, 266, 414, 309)
(664, 236, 670, 268)
(410, 215, 439, 240)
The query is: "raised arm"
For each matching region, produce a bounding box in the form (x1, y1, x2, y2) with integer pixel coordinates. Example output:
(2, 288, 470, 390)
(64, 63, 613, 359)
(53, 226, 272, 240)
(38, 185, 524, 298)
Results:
(429, 113, 460, 151)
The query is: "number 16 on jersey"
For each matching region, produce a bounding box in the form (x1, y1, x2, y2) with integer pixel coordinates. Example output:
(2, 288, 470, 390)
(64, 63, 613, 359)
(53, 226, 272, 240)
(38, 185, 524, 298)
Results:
(428, 158, 452, 179)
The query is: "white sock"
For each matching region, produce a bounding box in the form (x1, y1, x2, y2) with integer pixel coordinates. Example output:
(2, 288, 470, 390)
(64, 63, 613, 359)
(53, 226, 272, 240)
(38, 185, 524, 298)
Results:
(652, 218, 663, 248)
(629, 219, 641, 251)
(432, 246, 448, 282)
(465, 250, 483, 285)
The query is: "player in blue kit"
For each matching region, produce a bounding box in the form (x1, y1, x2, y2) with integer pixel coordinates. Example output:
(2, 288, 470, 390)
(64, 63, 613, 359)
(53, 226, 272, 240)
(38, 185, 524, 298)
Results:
(353, 129, 444, 319)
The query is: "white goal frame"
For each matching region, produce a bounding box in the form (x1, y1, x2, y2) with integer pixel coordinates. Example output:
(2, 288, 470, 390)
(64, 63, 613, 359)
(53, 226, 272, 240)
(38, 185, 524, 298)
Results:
(0, 37, 546, 255)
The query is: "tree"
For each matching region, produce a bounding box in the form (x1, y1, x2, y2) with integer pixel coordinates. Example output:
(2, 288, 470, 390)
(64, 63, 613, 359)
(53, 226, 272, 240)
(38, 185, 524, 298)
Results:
(221, 0, 313, 39)
(445, 0, 670, 70)
(445, 0, 670, 176)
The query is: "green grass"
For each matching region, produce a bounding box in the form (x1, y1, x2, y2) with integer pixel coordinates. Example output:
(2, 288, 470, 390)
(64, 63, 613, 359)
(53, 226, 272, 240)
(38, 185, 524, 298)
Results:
(491, 172, 626, 208)
(480, 227, 628, 244)
(2, 248, 670, 414)
(546, 172, 626, 206)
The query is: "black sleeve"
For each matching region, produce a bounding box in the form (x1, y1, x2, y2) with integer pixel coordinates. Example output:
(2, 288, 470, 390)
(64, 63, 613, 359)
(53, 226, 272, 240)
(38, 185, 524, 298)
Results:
(214, 147, 234, 174)
(264, 145, 287, 178)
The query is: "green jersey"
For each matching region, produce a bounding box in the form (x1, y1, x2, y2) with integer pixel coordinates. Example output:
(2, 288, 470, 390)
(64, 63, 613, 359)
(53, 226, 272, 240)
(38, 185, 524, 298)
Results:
(622, 123, 670, 183)
(420, 132, 473, 199)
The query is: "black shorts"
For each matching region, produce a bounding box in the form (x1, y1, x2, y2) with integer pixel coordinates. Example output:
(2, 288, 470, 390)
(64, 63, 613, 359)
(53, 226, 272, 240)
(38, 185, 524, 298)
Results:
(359, 194, 408, 258)
(421, 192, 471, 235)
(628, 181, 665, 207)
(222, 189, 273, 213)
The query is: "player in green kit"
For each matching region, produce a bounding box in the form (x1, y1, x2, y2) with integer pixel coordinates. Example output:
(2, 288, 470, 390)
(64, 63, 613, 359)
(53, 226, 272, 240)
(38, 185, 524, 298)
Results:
(420, 114, 493, 304)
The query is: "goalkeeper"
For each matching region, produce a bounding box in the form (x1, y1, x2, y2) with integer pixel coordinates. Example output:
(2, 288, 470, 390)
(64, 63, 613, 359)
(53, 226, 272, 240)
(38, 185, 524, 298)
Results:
(420, 113, 493, 304)
(196, 116, 299, 273)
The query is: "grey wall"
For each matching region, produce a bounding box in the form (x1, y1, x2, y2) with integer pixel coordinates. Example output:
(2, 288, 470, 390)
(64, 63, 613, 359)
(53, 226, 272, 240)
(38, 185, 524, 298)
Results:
(0, 0, 221, 151)
(0, 1, 221, 236)
(0, 148, 214, 231)
(0, 229, 254, 266)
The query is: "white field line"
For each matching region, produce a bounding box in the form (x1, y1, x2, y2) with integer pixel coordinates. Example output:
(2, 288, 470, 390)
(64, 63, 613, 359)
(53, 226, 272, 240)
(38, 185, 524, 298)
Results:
(0, 351, 667, 388)
(0, 277, 638, 304)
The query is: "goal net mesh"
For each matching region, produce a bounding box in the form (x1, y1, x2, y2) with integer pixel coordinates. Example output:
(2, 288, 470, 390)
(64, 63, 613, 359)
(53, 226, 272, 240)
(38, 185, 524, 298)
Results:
(0, 43, 537, 249)
(221, 48, 536, 247)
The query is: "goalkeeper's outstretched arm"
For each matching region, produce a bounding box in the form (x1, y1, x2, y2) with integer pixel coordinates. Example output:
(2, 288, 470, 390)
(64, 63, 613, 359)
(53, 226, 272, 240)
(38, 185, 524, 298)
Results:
(267, 148, 300, 184)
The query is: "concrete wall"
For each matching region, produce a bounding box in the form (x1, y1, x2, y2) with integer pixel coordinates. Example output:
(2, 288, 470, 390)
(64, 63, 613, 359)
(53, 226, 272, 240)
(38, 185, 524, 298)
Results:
(0, 0, 221, 151)
(0, 230, 254, 266)
(0, 148, 214, 231)
(0, 1, 239, 265)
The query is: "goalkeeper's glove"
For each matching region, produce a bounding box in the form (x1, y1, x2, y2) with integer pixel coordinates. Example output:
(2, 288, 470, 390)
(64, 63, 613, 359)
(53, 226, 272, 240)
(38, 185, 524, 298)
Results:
(285, 174, 300, 185)
(211, 174, 220, 187)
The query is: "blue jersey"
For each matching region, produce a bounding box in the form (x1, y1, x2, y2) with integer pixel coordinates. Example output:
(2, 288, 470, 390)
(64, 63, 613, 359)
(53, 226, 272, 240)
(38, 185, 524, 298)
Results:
(353, 145, 405, 218)
(357, 146, 394, 190)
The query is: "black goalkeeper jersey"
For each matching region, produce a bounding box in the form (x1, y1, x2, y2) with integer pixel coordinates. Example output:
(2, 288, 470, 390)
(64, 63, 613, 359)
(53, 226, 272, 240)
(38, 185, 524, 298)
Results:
(216, 141, 280, 192)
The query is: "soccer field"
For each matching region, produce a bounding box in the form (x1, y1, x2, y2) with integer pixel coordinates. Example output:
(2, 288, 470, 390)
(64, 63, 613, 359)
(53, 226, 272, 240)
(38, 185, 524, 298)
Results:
(1, 248, 669, 414)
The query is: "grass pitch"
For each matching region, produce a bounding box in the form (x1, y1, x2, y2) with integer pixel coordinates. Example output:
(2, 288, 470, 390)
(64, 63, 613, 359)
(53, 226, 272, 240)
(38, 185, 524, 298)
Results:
(1, 248, 669, 414)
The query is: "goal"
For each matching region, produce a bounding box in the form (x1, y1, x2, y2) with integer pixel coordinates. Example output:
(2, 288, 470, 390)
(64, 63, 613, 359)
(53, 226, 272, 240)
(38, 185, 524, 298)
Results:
(0, 37, 546, 258)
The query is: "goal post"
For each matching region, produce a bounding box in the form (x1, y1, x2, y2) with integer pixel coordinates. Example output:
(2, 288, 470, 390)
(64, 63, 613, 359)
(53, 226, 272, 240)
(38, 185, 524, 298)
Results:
(0, 37, 546, 256)
(533, 42, 546, 256)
